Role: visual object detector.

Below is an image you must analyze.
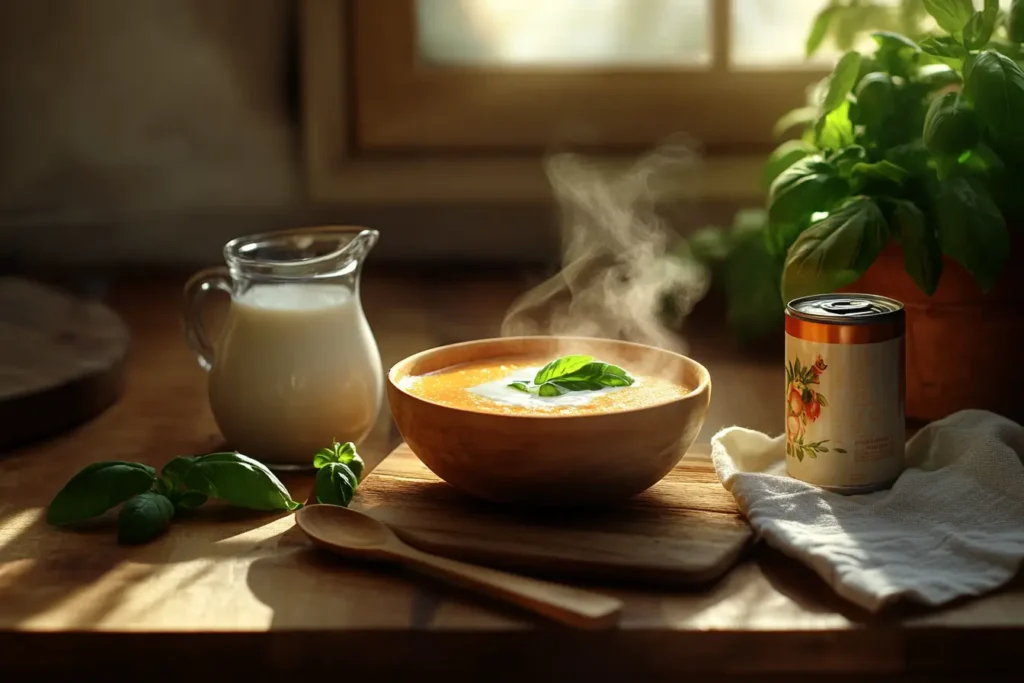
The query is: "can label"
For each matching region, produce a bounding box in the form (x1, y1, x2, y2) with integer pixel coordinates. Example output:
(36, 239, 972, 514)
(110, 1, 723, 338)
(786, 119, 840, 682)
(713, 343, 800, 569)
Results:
(785, 335, 904, 490)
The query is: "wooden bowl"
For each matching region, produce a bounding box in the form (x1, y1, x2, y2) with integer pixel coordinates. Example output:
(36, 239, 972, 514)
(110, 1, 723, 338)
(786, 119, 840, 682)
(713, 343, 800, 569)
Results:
(386, 336, 712, 506)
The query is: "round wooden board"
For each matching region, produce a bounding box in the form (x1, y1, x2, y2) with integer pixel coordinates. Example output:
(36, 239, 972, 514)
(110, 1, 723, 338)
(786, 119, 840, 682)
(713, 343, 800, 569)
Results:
(0, 277, 129, 451)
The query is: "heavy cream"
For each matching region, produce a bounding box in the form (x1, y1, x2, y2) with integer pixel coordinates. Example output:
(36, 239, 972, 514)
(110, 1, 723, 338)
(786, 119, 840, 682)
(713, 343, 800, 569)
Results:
(208, 283, 383, 466)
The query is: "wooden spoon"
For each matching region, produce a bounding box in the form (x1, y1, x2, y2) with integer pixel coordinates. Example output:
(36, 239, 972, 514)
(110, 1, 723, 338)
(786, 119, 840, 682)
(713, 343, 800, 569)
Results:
(295, 504, 623, 629)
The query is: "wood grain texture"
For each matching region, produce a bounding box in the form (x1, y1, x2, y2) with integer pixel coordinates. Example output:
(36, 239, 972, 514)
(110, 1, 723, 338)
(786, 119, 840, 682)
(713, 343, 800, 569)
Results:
(387, 336, 711, 505)
(0, 270, 1020, 682)
(354, 443, 751, 585)
(0, 277, 128, 451)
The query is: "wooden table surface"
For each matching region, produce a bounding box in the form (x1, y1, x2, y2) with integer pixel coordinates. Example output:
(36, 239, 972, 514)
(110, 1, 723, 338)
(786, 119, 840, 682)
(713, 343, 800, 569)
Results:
(0, 268, 1021, 682)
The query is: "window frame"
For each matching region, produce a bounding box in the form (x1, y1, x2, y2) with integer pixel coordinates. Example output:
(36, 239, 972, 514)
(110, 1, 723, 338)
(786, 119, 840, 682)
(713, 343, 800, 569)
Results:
(301, 0, 804, 204)
(352, 0, 829, 152)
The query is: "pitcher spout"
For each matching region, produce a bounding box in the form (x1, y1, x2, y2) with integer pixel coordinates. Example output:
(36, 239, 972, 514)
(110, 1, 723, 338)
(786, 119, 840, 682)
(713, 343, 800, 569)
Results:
(345, 228, 379, 266)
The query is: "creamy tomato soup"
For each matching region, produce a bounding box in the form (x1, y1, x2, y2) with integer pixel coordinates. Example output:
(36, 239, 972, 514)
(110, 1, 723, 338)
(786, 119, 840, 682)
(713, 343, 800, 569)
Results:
(398, 356, 689, 416)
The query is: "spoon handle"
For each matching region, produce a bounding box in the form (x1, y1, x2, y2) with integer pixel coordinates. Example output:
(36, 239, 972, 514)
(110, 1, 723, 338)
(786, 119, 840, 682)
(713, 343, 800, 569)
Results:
(396, 546, 622, 629)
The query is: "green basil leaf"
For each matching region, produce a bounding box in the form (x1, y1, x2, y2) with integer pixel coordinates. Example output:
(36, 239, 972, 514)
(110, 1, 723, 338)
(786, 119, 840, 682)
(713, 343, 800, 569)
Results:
(815, 100, 855, 150)
(924, 92, 979, 156)
(554, 361, 633, 386)
(533, 355, 594, 384)
(117, 492, 175, 545)
(781, 196, 890, 302)
(922, 0, 974, 35)
(871, 31, 921, 76)
(829, 145, 867, 177)
(174, 491, 208, 511)
(512, 359, 634, 396)
(762, 140, 815, 190)
(963, 0, 998, 50)
(850, 160, 909, 186)
(550, 379, 601, 391)
(884, 140, 932, 175)
(768, 155, 848, 227)
(551, 377, 630, 391)
(806, 4, 838, 57)
(47, 461, 157, 526)
(933, 177, 1009, 291)
(889, 200, 943, 295)
(183, 452, 301, 511)
(594, 375, 633, 387)
(1010, 0, 1024, 44)
(581, 361, 629, 379)
(920, 36, 968, 61)
(161, 456, 196, 492)
(340, 452, 364, 481)
(965, 50, 1024, 142)
(853, 72, 895, 128)
(312, 450, 334, 470)
(871, 31, 921, 53)
(315, 463, 358, 507)
(312, 441, 359, 473)
(537, 382, 568, 397)
(822, 52, 862, 114)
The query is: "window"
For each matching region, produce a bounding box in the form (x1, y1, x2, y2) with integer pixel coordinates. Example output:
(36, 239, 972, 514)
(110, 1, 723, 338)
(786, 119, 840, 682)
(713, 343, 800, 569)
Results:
(301, 0, 890, 202)
(352, 0, 838, 153)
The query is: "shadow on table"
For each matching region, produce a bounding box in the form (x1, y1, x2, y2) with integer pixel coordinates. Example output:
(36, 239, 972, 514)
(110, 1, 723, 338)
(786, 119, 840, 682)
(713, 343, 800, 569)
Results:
(0, 501, 294, 628)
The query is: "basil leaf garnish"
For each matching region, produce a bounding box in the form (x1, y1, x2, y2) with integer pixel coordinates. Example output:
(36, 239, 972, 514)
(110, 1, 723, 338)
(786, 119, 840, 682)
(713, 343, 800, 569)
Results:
(508, 356, 635, 396)
(47, 461, 157, 526)
(117, 492, 175, 545)
(315, 462, 358, 507)
(533, 355, 594, 384)
(538, 382, 568, 397)
(182, 452, 302, 511)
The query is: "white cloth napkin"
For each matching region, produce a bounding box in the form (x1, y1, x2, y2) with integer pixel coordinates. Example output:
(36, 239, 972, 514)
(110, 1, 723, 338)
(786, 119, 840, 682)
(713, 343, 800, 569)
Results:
(711, 410, 1024, 612)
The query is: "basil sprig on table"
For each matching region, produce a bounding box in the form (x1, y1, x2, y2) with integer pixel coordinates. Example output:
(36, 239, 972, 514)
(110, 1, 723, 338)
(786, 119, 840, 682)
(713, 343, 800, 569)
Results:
(313, 441, 365, 507)
(508, 354, 635, 397)
(47, 441, 365, 545)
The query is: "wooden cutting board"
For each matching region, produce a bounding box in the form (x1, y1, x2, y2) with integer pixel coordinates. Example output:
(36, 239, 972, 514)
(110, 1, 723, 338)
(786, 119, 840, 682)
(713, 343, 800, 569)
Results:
(0, 277, 129, 451)
(354, 443, 754, 585)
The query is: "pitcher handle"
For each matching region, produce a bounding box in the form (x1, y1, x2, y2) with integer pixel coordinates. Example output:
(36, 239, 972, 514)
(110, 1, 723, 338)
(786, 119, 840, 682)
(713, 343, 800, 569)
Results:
(183, 267, 232, 371)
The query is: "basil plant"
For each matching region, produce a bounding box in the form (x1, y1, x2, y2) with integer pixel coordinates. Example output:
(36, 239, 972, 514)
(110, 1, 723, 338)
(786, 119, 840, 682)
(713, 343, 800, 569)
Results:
(769, 0, 1023, 302)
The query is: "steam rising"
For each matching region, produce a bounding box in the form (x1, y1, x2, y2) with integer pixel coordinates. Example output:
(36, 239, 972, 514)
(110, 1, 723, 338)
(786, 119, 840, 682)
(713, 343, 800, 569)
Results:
(501, 140, 710, 354)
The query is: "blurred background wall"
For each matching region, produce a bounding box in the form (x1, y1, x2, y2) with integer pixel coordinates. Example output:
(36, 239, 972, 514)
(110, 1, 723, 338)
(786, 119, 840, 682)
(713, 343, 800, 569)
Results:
(0, 0, 740, 266)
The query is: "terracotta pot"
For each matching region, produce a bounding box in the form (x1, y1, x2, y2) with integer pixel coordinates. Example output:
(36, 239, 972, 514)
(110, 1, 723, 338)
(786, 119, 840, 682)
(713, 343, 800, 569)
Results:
(843, 240, 1024, 423)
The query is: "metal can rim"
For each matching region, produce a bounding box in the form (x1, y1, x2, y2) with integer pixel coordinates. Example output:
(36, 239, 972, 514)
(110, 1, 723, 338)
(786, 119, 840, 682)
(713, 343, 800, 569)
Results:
(786, 293, 905, 326)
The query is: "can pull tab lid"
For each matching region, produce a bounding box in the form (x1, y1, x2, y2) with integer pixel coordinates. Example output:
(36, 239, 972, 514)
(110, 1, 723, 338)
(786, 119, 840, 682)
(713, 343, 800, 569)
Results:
(818, 299, 874, 315)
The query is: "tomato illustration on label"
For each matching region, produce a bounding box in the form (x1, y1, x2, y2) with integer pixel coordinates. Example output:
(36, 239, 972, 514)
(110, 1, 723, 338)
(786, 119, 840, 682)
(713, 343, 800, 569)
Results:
(785, 353, 847, 461)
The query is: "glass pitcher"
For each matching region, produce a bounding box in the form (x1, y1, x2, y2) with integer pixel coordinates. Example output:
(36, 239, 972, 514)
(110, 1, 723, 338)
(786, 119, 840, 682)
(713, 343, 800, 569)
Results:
(183, 226, 383, 470)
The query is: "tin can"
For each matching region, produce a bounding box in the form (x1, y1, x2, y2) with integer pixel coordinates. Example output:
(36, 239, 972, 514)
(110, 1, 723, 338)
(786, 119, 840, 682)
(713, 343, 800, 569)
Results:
(784, 293, 905, 494)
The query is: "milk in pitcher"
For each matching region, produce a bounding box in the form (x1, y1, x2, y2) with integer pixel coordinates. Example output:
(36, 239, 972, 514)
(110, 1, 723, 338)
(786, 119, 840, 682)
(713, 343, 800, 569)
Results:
(208, 283, 383, 466)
